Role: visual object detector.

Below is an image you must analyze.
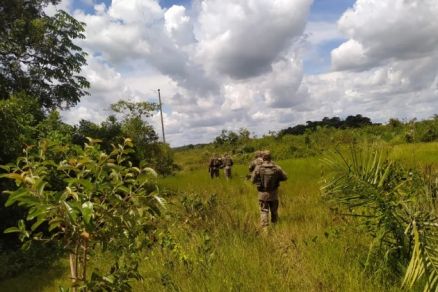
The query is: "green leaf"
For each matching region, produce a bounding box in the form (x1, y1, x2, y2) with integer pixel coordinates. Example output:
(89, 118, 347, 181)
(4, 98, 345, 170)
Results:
(78, 179, 94, 191)
(5, 188, 29, 207)
(103, 275, 115, 284)
(36, 180, 47, 195)
(0, 173, 23, 182)
(31, 217, 46, 231)
(65, 178, 94, 192)
(48, 219, 63, 232)
(27, 206, 51, 220)
(63, 201, 78, 223)
(4, 227, 21, 234)
(117, 186, 130, 194)
(81, 201, 94, 225)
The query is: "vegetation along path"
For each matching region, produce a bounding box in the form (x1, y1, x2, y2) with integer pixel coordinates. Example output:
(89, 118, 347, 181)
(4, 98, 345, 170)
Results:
(145, 159, 393, 291)
(2, 143, 438, 291)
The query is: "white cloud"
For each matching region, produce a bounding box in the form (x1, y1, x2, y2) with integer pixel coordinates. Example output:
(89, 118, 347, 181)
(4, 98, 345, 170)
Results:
(61, 0, 314, 146)
(60, 0, 438, 147)
(333, 0, 438, 70)
(44, 0, 72, 16)
(164, 5, 196, 46)
(108, 0, 163, 24)
(196, 0, 312, 79)
(305, 0, 438, 129)
(305, 21, 344, 46)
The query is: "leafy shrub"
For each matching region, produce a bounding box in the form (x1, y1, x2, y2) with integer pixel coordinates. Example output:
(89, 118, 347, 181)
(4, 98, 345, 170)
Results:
(1, 138, 163, 290)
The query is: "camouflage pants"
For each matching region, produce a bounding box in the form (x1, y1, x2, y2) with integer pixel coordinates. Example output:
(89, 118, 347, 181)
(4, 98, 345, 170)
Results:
(259, 200, 279, 227)
(224, 166, 232, 179)
(210, 168, 219, 178)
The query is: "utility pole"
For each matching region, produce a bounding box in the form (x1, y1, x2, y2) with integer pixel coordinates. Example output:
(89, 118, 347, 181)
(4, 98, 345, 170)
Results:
(157, 89, 166, 144)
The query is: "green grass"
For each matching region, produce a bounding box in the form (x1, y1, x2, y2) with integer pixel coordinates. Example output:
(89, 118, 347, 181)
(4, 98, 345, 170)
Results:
(3, 142, 438, 291)
(134, 158, 400, 291)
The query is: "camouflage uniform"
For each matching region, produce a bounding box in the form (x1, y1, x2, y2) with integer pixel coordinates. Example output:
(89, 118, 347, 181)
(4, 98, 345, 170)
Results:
(251, 152, 287, 227)
(222, 155, 234, 179)
(209, 156, 222, 178)
(248, 151, 264, 178)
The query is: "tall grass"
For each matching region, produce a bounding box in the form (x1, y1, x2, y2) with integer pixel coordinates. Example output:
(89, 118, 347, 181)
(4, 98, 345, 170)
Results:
(134, 158, 399, 291)
(3, 142, 438, 291)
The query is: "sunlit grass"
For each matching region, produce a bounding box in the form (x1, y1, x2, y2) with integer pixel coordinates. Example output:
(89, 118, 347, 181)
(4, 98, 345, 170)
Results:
(3, 142, 438, 290)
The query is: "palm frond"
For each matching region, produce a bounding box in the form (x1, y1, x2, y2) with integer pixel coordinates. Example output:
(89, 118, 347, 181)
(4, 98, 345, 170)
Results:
(403, 219, 438, 291)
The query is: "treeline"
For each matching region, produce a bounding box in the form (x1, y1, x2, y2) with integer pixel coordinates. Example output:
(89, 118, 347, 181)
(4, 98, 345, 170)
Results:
(189, 115, 438, 173)
(278, 114, 374, 136)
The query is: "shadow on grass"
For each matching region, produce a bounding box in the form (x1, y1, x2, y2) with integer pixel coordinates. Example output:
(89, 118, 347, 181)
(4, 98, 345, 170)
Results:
(0, 244, 69, 292)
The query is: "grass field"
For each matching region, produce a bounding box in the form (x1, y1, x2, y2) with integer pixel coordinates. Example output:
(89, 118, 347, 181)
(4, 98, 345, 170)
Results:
(1, 142, 438, 291)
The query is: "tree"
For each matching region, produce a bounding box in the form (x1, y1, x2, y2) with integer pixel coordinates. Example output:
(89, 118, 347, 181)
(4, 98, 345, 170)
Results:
(238, 128, 250, 142)
(214, 129, 239, 146)
(0, 93, 44, 164)
(344, 114, 372, 128)
(1, 138, 163, 290)
(72, 116, 123, 153)
(0, 0, 89, 109)
(111, 100, 159, 162)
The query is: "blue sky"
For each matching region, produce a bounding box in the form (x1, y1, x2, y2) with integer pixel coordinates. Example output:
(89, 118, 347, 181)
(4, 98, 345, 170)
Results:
(310, 0, 355, 21)
(303, 0, 356, 74)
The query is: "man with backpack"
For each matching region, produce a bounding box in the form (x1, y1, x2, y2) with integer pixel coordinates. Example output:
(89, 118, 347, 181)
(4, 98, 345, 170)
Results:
(251, 150, 287, 229)
(208, 154, 222, 178)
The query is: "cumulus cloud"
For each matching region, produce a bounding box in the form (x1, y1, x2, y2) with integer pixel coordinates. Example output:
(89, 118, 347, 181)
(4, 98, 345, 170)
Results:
(108, 0, 163, 24)
(304, 21, 345, 46)
(164, 5, 196, 46)
(57, 0, 438, 146)
(196, 0, 312, 79)
(60, 0, 315, 146)
(333, 0, 438, 71)
(306, 0, 438, 129)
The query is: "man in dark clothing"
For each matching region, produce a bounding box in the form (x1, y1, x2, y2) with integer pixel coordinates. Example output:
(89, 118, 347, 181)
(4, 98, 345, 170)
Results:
(208, 154, 222, 178)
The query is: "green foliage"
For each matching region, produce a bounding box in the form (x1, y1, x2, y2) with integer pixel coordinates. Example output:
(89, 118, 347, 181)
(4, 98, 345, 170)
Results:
(72, 116, 123, 154)
(322, 145, 438, 290)
(111, 100, 158, 120)
(278, 114, 373, 137)
(213, 128, 251, 146)
(0, 94, 43, 164)
(1, 138, 163, 290)
(36, 111, 74, 144)
(0, 1, 89, 108)
(109, 100, 179, 175)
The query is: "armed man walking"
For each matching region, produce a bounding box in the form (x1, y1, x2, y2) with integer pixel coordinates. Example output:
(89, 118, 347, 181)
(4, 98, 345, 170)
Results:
(208, 154, 222, 178)
(222, 153, 234, 179)
(248, 150, 263, 173)
(251, 150, 287, 230)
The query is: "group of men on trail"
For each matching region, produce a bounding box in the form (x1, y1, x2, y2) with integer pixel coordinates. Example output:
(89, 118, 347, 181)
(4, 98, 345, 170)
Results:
(208, 150, 288, 229)
(208, 153, 234, 179)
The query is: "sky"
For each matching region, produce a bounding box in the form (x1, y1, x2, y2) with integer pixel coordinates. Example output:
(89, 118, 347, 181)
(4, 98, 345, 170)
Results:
(46, 0, 438, 147)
